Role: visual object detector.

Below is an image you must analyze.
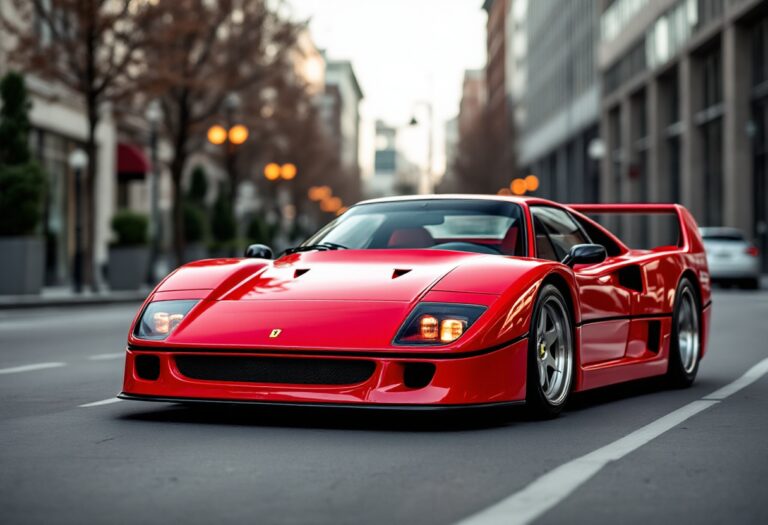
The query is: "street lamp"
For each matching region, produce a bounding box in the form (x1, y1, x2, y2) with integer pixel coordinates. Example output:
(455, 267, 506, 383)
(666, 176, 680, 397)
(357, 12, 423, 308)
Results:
(409, 100, 435, 195)
(207, 93, 248, 208)
(68, 148, 88, 294)
(145, 99, 163, 285)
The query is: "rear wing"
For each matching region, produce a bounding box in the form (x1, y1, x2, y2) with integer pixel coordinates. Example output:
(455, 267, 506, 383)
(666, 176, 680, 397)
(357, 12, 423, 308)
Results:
(566, 203, 704, 253)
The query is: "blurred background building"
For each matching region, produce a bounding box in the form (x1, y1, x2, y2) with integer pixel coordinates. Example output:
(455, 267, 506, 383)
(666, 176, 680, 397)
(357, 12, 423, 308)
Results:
(0, 0, 366, 294)
(0, 1, 118, 288)
(369, 120, 399, 198)
(598, 0, 767, 263)
(512, 0, 602, 205)
(482, 0, 517, 191)
(321, 59, 364, 204)
(445, 0, 768, 272)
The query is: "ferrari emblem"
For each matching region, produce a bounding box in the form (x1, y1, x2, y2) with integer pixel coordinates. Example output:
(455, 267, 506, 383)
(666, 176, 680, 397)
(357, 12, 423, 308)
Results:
(539, 342, 547, 358)
(269, 329, 282, 338)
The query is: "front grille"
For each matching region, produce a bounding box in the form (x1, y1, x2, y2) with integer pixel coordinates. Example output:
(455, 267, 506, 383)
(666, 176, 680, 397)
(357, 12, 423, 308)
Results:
(174, 355, 375, 385)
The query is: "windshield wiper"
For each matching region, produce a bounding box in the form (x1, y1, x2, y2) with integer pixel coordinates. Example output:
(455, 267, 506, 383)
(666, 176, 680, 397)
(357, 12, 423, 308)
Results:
(282, 242, 348, 255)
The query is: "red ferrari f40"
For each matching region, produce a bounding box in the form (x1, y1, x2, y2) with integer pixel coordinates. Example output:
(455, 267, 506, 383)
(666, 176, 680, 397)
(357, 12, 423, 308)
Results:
(120, 196, 711, 417)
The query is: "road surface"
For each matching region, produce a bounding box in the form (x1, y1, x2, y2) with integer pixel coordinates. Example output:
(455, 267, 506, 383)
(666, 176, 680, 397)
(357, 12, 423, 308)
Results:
(1, 287, 766, 524)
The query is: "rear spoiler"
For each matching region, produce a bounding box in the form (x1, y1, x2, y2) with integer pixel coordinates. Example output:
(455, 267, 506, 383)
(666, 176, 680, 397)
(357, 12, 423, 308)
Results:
(566, 203, 703, 253)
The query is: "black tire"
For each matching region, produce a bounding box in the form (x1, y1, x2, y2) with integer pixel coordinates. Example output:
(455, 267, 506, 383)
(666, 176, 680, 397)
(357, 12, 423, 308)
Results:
(739, 277, 759, 290)
(666, 278, 701, 388)
(525, 284, 575, 418)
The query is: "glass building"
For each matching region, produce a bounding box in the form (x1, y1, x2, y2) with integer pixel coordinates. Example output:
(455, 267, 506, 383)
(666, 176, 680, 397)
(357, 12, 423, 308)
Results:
(599, 0, 768, 269)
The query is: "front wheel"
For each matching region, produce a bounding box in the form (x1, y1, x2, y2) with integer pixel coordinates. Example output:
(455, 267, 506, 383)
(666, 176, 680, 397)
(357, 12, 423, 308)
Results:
(666, 278, 701, 388)
(525, 284, 575, 418)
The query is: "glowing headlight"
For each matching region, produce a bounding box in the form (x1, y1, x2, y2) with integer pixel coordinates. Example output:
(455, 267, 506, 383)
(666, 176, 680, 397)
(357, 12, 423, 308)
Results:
(394, 303, 486, 345)
(134, 300, 199, 340)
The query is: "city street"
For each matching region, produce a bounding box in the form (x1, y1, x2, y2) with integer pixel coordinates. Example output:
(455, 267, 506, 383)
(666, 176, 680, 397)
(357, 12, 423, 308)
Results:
(1, 287, 766, 525)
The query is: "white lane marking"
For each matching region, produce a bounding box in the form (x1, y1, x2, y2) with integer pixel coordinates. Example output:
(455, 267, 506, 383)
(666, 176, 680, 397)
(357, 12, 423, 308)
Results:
(79, 397, 123, 408)
(457, 357, 768, 525)
(88, 353, 124, 361)
(703, 357, 768, 400)
(0, 362, 66, 375)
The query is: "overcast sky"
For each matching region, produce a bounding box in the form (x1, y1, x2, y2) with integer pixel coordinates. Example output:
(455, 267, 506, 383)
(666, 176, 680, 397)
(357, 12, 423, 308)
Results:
(286, 0, 487, 177)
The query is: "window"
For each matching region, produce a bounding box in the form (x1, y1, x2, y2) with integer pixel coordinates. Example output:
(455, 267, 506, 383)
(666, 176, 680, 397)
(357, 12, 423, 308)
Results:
(531, 206, 590, 261)
(304, 199, 526, 256)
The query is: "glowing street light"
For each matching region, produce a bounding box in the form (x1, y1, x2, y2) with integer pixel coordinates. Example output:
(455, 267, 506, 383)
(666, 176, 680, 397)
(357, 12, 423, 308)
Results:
(511, 178, 527, 195)
(207, 125, 228, 145)
(524, 174, 539, 192)
(321, 196, 342, 213)
(281, 163, 297, 180)
(264, 163, 281, 181)
(228, 124, 249, 145)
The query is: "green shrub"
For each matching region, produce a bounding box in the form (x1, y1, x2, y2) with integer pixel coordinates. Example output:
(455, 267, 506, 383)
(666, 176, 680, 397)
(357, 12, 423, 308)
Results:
(247, 214, 275, 245)
(0, 72, 46, 237)
(0, 72, 32, 165)
(183, 203, 206, 243)
(111, 210, 148, 246)
(0, 162, 46, 236)
(211, 184, 236, 244)
(187, 165, 208, 206)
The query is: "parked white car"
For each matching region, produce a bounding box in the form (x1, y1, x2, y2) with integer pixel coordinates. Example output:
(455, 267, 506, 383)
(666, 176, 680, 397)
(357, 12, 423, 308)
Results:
(700, 227, 761, 289)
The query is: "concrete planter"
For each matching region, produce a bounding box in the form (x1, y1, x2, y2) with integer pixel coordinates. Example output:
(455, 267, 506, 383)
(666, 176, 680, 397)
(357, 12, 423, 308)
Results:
(108, 246, 149, 291)
(183, 243, 209, 264)
(0, 237, 44, 295)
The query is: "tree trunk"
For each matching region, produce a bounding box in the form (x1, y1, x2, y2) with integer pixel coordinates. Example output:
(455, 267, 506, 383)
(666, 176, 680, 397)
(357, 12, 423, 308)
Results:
(170, 153, 185, 267)
(84, 98, 99, 292)
(169, 92, 191, 267)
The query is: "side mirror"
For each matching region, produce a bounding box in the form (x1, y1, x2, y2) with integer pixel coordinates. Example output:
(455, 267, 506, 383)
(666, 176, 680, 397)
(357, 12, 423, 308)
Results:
(562, 244, 606, 267)
(244, 244, 273, 259)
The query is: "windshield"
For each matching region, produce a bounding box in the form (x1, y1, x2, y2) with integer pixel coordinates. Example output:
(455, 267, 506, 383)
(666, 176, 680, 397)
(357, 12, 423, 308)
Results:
(303, 199, 526, 256)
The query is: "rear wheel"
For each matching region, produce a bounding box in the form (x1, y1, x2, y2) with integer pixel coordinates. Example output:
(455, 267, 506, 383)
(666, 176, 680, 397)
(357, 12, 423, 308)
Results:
(525, 284, 574, 418)
(738, 277, 759, 290)
(667, 278, 701, 388)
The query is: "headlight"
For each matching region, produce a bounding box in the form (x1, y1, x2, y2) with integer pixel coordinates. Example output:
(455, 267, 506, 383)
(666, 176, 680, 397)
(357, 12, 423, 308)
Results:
(394, 303, 486, 345)
(134, 300, 199, 340)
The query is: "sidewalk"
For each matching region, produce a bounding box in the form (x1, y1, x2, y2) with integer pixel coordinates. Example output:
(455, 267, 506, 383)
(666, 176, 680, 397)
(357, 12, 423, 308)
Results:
(0, 286, 149, 310)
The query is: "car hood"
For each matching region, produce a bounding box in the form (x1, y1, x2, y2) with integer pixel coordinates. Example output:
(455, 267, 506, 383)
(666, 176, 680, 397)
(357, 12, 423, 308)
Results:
(211, 249, 486, 302)
(146, 250, 549, 350)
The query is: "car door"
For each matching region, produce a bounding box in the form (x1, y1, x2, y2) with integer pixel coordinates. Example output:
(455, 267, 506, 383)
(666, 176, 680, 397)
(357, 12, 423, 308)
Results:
(530, 206, 631, 365)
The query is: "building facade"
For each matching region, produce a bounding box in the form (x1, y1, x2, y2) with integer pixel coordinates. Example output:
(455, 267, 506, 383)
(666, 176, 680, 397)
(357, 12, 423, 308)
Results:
(511, 0, 602, 203)
(483, 0, 516, 190)
(599, 0, 768, 266)
(322, 60, 364, 202)
(0, 2, 119, 288)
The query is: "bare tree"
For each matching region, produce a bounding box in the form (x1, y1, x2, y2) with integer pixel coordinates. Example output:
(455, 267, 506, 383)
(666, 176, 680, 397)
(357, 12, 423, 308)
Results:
(452, 109, 506, 194)
(140, 0, 299, 264)
(2, 0, 156, 289)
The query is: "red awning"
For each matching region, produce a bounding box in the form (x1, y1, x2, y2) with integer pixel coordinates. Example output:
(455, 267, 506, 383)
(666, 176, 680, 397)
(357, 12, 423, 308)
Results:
(117, 143, 150, 180)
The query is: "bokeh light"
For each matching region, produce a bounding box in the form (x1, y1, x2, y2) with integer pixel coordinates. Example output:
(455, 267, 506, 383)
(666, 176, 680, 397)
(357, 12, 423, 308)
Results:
(207, 125, 227, 145)
(321, 196, 342, 213)
(264, 162, 281, 181)
(281, 163, 297, 180)
(228, 124, 249, 145)
(511, 178, 527, 195)
(524, 174, 539, 192)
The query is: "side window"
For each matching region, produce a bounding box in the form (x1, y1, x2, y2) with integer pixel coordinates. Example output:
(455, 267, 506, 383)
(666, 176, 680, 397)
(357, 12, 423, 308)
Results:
(531, 207, 590, 261)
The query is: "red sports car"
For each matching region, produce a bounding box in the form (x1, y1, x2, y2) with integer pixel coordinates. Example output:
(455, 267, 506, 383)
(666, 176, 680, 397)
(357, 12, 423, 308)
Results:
(120, 196, 711, 417)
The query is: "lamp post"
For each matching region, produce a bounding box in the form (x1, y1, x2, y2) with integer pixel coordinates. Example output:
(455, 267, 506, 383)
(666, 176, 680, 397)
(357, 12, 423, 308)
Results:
(409, 100, 435, 195)
(207, 93, 248, 208)
(145, 100, 163, 285)
(68, 149, 88, 294)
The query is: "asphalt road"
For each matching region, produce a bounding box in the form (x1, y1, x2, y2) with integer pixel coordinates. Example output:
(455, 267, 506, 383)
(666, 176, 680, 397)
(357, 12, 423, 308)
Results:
(1, 287, 767, 525)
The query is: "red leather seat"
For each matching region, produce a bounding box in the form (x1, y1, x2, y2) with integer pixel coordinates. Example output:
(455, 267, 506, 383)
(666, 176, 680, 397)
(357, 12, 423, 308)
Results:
(500, 224, 520, 255)
(388, 227, 435, 248)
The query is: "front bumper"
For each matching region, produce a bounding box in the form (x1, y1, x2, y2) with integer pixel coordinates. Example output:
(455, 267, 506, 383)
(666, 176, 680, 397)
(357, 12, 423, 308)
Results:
(120, 338, 528, 407)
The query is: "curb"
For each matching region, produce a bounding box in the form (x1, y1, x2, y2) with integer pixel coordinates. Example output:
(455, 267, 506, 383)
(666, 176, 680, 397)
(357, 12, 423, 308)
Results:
(0, 292, 146, 310)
